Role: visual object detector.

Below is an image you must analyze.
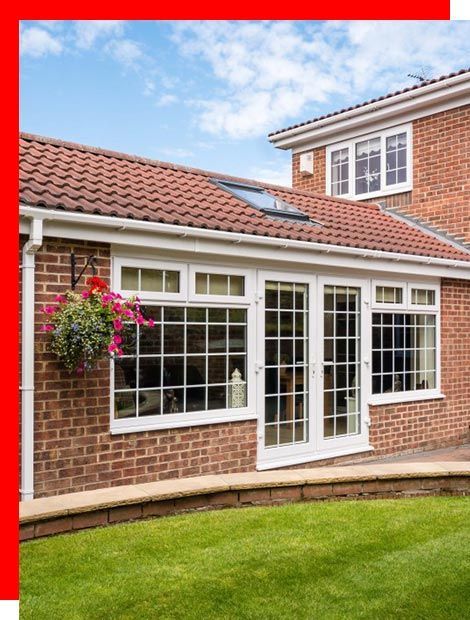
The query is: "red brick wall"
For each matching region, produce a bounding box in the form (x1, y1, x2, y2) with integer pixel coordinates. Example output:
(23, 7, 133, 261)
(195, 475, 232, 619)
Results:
(369, 278, 470, 454)
(21, 238, 469, 498)
(26, 238, 257, 497)
(291, 105, 470, 243)
(292, 147, 326, 193)
(403, 106, 470, 243)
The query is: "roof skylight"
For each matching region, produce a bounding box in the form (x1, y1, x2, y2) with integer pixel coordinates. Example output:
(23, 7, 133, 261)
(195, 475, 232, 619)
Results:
(216, 180, 311, 223)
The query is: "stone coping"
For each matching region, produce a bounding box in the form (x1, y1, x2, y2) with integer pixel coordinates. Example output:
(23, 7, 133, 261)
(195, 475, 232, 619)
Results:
(20, 462, 469, 525)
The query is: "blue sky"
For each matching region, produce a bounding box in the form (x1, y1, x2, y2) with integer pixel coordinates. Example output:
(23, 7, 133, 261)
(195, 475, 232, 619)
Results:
(20, 20, 470, 186)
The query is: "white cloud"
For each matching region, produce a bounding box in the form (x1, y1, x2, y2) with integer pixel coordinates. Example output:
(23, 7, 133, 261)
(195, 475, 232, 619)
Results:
(143, 79, 156, 96)
(105, 38, 144, 68)
(171, 20, 470, 138)
(36, 21, 63, 31)
(74, 21, 125, 49)
(20, 27, 63, 58)
(156, 93, 178, 107)
(250, 161, 292, 187)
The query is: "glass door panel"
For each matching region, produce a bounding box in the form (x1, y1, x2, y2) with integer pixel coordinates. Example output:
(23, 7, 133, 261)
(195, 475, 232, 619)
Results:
(323, 285, 361, 440)
(264, 280, 309, 449)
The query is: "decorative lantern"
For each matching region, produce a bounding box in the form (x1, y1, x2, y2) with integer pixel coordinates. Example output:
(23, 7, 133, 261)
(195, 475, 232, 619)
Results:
(229, 368, 246, 408)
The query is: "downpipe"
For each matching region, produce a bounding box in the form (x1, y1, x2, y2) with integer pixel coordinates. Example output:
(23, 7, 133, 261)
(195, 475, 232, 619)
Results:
(20, 218, 43, 501)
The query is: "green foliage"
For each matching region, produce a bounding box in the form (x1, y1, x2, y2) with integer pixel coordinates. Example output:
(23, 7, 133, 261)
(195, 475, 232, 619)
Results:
(42, 277, 153, 373)
(48, 291, 114, 373)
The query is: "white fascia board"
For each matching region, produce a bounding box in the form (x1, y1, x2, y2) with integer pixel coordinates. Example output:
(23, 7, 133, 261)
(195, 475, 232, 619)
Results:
(19, 205, 470, 280)
(270, 74, 470, 151)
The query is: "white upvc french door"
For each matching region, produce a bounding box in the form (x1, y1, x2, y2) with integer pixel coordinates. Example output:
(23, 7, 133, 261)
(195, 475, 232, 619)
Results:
(315, 276, 370, 456)
(256, 271, 317, 469)
(257, 272, 370, 470)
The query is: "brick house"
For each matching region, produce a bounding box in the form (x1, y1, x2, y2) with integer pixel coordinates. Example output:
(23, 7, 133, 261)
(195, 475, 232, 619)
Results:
(19, 69, 470, 500)
(270, 67, 470, 244)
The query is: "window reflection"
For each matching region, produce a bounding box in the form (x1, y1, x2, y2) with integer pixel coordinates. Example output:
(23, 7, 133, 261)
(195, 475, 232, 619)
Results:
(114, 305, 247, 418)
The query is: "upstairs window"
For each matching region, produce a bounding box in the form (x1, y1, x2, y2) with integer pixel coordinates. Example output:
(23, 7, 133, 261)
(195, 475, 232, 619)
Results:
(326, 124, 412, 200)
(330, 148, 349, 196)
(355, 137, 381, 195)
(385, 132, 407, 186)
(215, 180, 312, 223)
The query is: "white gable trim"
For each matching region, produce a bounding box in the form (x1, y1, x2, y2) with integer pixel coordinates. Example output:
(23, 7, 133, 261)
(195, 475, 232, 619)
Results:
(270, 73, 470, 151)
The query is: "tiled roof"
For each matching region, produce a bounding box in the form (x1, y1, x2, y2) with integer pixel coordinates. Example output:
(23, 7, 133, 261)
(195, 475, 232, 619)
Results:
(269, 68, 470, 137)
(19, 133, 470, 262)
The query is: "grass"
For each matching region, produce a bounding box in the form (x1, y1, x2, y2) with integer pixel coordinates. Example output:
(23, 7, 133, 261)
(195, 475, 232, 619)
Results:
(21, 496, 470, 620)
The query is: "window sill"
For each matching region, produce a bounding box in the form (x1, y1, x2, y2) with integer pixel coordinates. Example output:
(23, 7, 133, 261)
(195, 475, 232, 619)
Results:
(110, 410, 257, 435)
(330, 184, 412, 202)
(368, 391, 445, 407)
(257, 444, 374, 471)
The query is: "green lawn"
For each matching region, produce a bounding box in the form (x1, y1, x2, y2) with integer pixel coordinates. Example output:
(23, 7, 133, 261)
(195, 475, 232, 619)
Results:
(21, 497, 470, 620)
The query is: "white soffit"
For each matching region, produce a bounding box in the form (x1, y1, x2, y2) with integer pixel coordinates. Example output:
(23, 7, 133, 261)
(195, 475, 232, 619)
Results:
(19, 206, 470, 281)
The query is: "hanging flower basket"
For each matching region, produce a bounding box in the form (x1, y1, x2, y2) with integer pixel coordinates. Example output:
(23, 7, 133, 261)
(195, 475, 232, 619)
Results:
(42, 276, 154, 374)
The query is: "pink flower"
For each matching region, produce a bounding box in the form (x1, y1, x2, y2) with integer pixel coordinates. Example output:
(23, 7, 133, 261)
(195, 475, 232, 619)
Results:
(124, 309, 134, 318)
(147, 318, 155, 328)
(136, 314, 145, 325)
(102, 293, 114, 303)
(82, 290, 90, 299)
(41, 324, 54, 332)
(43, 305, 56, 315)
(112, 303, 122, 313)
(116, 348, 123, 357)
(108, 343, 117, 354)
(55, 295, 66, 303)
(113, 334, 123, 345)
(113, 319, 123, 331)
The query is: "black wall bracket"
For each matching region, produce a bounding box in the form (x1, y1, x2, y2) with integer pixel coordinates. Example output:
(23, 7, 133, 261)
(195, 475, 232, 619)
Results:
(70, 252, 98, 290)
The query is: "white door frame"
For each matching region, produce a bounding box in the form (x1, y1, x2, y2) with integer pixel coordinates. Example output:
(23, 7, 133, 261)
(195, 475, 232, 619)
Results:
(256, 270, 317, 470)
(256, 272, 371, 470)
(315, 275, 371, 457)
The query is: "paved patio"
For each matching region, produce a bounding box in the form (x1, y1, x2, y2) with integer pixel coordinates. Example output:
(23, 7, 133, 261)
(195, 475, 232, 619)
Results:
(370, 444, 470, 463)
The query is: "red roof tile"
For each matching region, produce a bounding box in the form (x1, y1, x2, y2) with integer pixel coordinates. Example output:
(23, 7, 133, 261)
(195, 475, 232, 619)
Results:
(19, 133, 470, 262)
(269, 68, 470, 137)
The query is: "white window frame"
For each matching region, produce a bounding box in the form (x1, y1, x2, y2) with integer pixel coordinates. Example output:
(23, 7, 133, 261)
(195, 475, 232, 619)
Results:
(325, 123, 413, 200)
(110, 257, 257, 434)
(188, 263, 254, 304)
(408, 283, 439, 311)
(369, 280, 442, 406)
(372, 279, 407, 310)
(113, 256, 187, 302)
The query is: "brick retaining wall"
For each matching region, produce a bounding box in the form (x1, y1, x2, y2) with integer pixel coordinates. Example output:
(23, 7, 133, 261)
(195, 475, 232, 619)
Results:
(20, 464, 470, 540)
